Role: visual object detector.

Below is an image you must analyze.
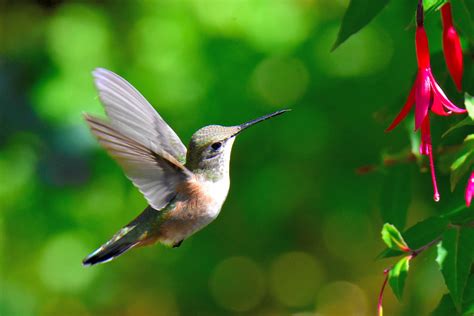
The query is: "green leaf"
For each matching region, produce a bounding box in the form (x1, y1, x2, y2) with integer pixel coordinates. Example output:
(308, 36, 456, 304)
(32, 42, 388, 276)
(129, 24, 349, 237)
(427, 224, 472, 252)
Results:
(443, 117, 474, 138)
(437, 227, 474, 310)
(378, 217, 449, 259)
(381, 223, 410, 252)
(332, 0, 390, 51)
(379, 166, 412, 229)
(464, 93, 474, 120)
(463, 275, 474, 315)
(445, 94, 474, 137)
(404, 217, 450, 249)
(451, 0, 474, 45)
(451, 152, 474, 191)
(442, 205, 474, 225)
(436, 241, 448, 267)
(464, 305, 474, 316)
(423, 0, 448, 14)
(431, 294, 459, 316)
(449, 135, 474, 191)
(388, 255, 411, 300)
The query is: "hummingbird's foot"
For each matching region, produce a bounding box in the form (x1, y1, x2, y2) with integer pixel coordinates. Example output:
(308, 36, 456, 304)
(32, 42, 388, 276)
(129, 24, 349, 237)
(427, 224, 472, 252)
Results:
(172, 240, 183, 248)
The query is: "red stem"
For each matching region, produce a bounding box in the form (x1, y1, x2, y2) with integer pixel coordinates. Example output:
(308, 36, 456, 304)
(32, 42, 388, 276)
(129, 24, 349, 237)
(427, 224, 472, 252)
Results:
(377, 269, 390, 316)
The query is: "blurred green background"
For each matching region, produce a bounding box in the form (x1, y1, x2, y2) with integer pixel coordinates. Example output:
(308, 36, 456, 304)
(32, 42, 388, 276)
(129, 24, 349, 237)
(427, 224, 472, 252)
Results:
(1, 0, 469, 315)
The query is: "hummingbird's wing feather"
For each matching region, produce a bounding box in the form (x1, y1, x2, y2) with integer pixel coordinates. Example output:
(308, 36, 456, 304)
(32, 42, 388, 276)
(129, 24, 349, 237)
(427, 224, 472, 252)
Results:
(84, 114, 192, 211)
(92, 68, 187, 163)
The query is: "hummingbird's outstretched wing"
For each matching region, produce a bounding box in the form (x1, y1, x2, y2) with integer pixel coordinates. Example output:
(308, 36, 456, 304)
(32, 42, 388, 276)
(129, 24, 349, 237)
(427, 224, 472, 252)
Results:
(84, 114, 192, 211)
(92, 68, 187, 163)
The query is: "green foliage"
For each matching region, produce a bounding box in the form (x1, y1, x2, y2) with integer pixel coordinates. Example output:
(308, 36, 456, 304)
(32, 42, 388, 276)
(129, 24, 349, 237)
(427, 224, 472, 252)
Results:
(423, 0, 448, 15)
(432, 275, 474, 315)
(443, 205, 474, 225)
(463, 275, 474, 315)
(378, 216, 449, 259)
(431, 294, 459, 316)
(443, 93, 474, 137)
(451, 0, 474, 44)
(333, 0, 450, 52)
(450, 135, 474, 191)
(464, 94, 474, 120)
(436, 227, 474, 310)
(381, 223, 410, 252)
(388, 255, 411, 300)
(380, 165, 412, 229)
(444, 94, 474, 192)
(332, 0, 389, 51)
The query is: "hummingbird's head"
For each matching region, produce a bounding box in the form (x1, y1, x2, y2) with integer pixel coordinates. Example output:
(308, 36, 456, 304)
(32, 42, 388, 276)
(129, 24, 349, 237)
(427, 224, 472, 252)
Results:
(185, 109, 289, 180)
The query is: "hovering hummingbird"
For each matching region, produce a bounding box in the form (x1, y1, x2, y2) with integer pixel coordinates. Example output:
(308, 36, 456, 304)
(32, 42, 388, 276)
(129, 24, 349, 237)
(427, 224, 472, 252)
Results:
(82, 68, 288, 266)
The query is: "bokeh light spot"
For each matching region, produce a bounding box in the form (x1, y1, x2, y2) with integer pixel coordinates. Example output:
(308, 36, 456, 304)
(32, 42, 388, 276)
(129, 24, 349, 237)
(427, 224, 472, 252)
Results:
(38, 233, 97, 292)
(124, 291, 179, 316)
(0, 144, 36, 209)
(322, 211, 375, 262)
(238, 0, 313, 52)
(190, 0, 242, 36)
(252, 57, 309, 107)
(130, 15, 208, 109)
(46, 4, 111, 71)
(33, 74, 101, 126)
(270, 251, 324, 307)
(315, 26, 393, 77)
(209, 256, 265, 312)
(0, 282, 36, 316)
(40, 297, 90, 316)
(316, 281, 368, 315)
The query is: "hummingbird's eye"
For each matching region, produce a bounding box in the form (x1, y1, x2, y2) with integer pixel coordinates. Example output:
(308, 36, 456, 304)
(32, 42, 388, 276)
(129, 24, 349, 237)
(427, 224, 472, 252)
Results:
(211, 142, 222, 151)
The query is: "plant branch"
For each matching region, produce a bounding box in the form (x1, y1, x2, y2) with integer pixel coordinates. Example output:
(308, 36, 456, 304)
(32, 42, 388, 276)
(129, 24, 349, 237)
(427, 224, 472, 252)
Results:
(377, 235, 441, 315)
(411, 236, 442, 257)
(377, 268, 390, 316)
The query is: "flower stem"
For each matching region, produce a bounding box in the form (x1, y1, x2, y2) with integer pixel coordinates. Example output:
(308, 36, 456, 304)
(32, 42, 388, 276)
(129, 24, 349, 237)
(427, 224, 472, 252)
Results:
(417, 0, 424, 27)
(427, 144, 440, 202)
(377, 268, 390, 316)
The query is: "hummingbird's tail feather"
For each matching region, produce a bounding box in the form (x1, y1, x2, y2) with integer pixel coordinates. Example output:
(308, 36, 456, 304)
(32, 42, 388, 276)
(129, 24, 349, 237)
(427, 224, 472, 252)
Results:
(83, 206, 163, 266)
(83, 225, 140, 266)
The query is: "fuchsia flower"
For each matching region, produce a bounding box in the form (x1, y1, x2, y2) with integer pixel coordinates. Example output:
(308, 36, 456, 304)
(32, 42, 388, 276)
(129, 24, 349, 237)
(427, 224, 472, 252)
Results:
(386, 1, 466, 202)
(441, 2, 463, 91)
(465, 172, 474, 207)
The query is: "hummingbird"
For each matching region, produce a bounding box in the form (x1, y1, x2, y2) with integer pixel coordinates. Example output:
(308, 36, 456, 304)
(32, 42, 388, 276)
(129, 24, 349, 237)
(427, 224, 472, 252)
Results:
(82, 68, 288, 266)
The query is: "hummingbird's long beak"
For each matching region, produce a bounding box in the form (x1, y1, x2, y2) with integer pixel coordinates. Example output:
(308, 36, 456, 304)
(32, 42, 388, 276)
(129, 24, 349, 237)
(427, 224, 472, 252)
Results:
(234, 109, 290, 136)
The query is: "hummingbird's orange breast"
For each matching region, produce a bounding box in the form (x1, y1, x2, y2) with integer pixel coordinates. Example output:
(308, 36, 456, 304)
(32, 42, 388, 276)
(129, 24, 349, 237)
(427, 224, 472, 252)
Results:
(157, 176, 227, 246)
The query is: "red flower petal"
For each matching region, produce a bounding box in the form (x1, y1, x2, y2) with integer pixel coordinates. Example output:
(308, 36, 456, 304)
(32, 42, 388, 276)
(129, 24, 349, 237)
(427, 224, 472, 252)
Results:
(386, 80, 416, 132)
(430, 91, 450, 116)
(415, 68, 431, 130)
(466, 172, 474, 207)
(427, 71, 466, 114)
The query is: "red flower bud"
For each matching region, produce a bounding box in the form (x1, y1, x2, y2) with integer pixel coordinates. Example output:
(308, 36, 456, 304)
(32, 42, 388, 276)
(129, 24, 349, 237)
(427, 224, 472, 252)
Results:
(441, 3, 463, 91)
